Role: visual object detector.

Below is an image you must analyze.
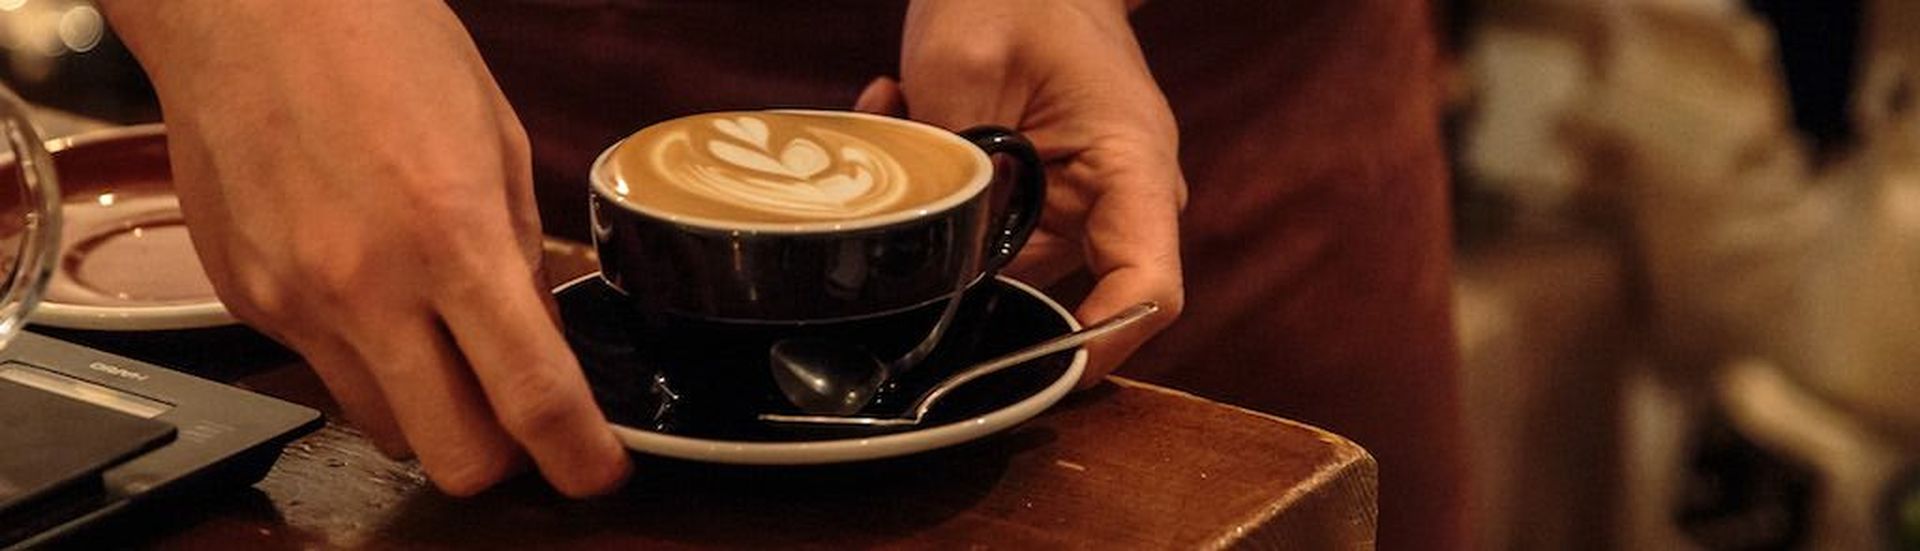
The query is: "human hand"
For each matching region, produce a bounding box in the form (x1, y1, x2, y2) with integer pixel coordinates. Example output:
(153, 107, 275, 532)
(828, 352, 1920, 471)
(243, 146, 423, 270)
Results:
(102, 1, 629, 496)
(866, 0, 1186, 385)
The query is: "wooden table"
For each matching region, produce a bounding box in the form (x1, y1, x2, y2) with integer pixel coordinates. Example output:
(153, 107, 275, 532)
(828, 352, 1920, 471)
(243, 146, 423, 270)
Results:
(19, 111, 1378, 547)
(36, 240, 1377, 549)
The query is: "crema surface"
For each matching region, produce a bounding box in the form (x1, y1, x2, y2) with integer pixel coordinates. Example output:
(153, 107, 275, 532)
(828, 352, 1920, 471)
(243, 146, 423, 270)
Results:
(603, 112, 979, 225)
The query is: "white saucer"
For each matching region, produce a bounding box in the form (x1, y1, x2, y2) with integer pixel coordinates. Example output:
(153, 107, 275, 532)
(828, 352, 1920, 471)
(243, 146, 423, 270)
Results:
(32, 301, 235, 332)
(30, 125, 235, 331)
(555, 273, 1086, 465)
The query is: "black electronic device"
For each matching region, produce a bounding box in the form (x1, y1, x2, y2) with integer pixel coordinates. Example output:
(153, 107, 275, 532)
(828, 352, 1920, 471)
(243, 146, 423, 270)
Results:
(0, 331, 321, 549)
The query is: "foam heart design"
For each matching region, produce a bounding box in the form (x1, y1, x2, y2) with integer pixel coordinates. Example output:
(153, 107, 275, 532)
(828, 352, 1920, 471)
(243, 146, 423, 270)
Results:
(708, 139, 794, 177)
(648, 112, 913, 219)
(706, 116, 836, 181)
(809, 169, 874, 203)
(712, 116, 770, 149)
(777, 139, 830, 180)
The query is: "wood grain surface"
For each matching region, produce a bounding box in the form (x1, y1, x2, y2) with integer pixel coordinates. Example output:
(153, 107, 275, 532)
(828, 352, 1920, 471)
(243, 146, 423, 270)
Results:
(44, 239, 1377, 550)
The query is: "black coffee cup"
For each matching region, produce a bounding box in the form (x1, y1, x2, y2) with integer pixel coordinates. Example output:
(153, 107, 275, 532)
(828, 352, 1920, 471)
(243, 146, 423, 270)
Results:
(587, 110, 1045, 409)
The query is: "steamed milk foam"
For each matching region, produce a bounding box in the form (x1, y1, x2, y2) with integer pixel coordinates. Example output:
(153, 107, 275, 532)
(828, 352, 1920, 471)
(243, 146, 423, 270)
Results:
(602, 111, 980, 226)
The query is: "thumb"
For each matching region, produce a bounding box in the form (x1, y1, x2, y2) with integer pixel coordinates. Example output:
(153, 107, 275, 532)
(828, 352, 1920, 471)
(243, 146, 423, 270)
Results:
(853, 76, 908, 117)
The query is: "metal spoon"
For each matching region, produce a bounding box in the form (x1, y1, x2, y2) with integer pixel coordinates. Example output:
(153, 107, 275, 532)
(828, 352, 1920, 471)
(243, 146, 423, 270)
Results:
(759, 302, 1160, 427)
(768, 279, 973, 416)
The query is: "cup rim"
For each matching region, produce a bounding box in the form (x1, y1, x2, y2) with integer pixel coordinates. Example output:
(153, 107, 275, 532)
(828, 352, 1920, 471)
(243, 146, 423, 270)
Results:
(588, 109, 995, 234)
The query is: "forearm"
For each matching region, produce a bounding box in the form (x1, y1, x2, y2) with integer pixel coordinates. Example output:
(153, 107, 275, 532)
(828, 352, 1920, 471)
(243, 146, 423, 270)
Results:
(99, 1, 473, 102)
(97, 0, 493, 144)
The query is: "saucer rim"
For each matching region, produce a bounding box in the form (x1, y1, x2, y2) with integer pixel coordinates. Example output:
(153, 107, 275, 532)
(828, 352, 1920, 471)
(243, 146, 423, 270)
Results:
(31, 302, 236, 331)
(30, 123, 238, 332)
(555, 272, 1087, 465)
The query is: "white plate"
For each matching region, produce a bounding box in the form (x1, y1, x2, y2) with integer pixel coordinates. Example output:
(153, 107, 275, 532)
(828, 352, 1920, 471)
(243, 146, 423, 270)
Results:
(556, 273, 1085, 465)
(32, 301, 234, 332)
(30, 125, 235, 331)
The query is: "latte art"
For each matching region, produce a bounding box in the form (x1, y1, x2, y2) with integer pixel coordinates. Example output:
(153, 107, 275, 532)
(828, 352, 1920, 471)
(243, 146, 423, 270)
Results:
(655, 115, 909, 219)
(602, 111, 983, 226)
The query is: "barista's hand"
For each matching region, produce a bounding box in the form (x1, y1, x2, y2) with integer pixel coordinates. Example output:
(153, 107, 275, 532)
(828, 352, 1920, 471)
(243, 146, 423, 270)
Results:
(868, 0, 1185, 385)
(101, 1, 629, 497)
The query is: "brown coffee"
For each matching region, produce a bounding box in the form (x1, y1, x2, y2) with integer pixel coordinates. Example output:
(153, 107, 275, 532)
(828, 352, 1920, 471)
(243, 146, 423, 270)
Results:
(598, 111, 984, 226)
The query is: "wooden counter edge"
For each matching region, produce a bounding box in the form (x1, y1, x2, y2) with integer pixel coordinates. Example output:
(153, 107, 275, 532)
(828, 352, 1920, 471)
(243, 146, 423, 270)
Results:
(1108, 377, 1380, 550)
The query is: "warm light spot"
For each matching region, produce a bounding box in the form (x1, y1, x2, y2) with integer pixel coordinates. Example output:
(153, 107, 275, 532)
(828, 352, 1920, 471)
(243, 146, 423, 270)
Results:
(95, 192, 114, 207)
(57, 6, 103, 53)
(0, 0, 27, 12)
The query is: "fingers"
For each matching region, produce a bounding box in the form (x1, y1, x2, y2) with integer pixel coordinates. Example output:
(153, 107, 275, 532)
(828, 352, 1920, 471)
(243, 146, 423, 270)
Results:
(1067, 157, 1186, 386)
(853, 76, 909, 117)
(349, 313, 529, 497)
(1001, 161, 1101, 286)
(437, 267, 631, 498)
(1001, 232, 1082, 287)
(1004, 196, 1182, 389)
(295, 338, 409, 455)
(1074, 265, 1183, 388)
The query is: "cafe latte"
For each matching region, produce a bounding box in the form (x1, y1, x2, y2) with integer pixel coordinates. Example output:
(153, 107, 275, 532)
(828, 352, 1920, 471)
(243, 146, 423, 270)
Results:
(596, 111, 985, 227)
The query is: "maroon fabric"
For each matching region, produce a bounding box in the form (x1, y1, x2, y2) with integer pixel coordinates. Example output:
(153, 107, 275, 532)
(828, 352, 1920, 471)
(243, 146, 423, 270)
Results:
(453, 2, 1465, 548)
(1126, 3, 1468, 550)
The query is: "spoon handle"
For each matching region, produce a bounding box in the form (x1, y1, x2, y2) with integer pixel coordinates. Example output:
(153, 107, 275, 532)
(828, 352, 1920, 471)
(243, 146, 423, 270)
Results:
(907, 301, 1160, 420)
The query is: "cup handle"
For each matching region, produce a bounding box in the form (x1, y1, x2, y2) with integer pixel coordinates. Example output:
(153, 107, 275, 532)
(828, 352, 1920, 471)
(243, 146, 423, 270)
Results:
(0, 85, 60, 350)
(959, 126, 1046, 275)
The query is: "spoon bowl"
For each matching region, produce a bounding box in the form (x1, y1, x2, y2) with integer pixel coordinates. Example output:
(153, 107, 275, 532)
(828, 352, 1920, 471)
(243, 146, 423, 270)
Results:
(768, 283, 970, 415)
(767, 338, 889, 415)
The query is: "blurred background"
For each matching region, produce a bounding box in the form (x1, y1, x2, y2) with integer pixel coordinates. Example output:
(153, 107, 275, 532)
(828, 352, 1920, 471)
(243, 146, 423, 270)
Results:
(0, 0, 148, 124)
(5, 0, 1918, 548)
(1448, 0, 1920, 548)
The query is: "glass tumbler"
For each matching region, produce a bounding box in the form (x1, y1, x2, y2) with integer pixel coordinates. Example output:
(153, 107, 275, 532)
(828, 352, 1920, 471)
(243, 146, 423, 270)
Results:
(0, 82, 65, 347)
